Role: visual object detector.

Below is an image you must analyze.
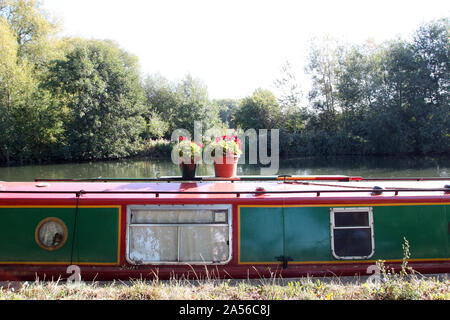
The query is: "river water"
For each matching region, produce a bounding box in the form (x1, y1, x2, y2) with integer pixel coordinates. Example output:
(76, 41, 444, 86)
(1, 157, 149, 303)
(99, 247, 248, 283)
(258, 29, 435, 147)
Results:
(0, 155, 448, 181)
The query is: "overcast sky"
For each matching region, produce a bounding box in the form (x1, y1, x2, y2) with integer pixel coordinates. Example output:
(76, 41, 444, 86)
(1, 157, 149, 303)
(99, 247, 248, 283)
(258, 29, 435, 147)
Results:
(42, 0, 449, 100)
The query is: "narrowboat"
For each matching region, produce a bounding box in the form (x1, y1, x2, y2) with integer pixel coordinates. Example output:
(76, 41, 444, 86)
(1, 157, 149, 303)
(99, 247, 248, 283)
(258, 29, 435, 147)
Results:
(0, 175, 449, 281)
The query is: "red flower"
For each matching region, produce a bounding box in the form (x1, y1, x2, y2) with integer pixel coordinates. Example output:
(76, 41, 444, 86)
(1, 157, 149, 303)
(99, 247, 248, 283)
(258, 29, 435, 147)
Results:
(179, 136, 187, 142)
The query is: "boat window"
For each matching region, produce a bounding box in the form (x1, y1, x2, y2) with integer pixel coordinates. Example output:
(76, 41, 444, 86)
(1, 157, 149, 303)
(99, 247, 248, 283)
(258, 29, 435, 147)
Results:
(126, 205, 232, 265)
(35, 217, 68, 251)
(330, 207, 374, 260)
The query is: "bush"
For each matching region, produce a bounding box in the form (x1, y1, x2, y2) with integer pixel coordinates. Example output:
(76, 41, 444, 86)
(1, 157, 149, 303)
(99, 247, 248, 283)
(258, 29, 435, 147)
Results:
(140, 139, 173, 158)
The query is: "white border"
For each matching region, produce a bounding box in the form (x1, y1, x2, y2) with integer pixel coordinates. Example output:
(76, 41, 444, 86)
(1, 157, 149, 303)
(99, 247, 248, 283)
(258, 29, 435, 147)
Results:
(126, 204, 233, 265)
(330, 207, 375, 260)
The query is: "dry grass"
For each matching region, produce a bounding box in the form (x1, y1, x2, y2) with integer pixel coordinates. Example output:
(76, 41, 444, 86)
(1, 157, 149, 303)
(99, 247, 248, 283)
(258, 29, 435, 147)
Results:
(0, 273, 448, 300)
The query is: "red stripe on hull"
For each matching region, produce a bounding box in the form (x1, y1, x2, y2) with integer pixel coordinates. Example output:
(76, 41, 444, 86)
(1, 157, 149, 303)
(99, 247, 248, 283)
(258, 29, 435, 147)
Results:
(1, 261, 449, 282)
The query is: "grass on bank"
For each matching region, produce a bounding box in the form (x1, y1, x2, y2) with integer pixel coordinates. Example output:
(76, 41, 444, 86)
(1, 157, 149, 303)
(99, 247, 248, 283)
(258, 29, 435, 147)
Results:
(0, 273, 448, 300)
(2, 254, 449, 301)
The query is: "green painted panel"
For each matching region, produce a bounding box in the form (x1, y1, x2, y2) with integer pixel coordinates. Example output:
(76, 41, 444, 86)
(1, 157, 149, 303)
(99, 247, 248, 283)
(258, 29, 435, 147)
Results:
(239, 205, 449, 263)
(72, 207, 120, 263)
(0, 208, 75, 262)
(447, 205, 449, 258)
(284, 207, 333, 261)
(372, 205, 447, 260)
(0, 207, 119, 263)
(239, 207, 283, 262)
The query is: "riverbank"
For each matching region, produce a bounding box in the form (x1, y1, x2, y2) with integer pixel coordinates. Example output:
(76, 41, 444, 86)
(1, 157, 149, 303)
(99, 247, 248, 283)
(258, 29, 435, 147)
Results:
(2, 137, 450, 168)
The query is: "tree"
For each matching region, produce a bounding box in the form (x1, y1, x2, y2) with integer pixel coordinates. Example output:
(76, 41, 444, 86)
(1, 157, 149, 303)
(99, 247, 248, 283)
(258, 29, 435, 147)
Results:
(233, 89, 282, 130)
(47, 39, 146, 160)
(173, 74, 220, 135)
(0, 0, 66, 164)
(305, 37, 343, 133)
(143, 73, 180, 136)
(143, 111, 169, 139)
(411, 19, 449, 153)
(143, 73, 220, 137)
(0, 0, 61, 69)
(334, 41, 384, 149)
(214, 98, 240, 128)
(274, 61, 303, 113)
(371, 25, 449, 155)
(273, 61, 306, 133)
(0, 16, 22, 162)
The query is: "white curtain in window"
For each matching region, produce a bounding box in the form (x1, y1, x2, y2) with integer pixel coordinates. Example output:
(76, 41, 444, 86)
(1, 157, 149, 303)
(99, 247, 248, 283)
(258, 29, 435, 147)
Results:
(132, 209, 216, 224)
(180, 226, 229, 262)
(129, 226, 177, 262)
(129, 225, 229, 263)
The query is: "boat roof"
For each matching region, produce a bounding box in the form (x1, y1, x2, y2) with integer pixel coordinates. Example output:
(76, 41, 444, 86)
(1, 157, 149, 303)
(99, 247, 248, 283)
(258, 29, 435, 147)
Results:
(0, 176, 448, 202)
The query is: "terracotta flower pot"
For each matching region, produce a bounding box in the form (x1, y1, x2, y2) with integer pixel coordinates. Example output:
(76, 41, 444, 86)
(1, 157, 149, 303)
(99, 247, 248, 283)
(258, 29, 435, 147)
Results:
(214, 155, 239, 178)
(180, 162, 197, 180)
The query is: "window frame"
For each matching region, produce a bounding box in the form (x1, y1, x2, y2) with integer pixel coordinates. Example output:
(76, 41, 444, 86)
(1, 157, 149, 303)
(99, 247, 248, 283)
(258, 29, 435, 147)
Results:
(330, 207, 375, 260)
(126, 204, 232, 265)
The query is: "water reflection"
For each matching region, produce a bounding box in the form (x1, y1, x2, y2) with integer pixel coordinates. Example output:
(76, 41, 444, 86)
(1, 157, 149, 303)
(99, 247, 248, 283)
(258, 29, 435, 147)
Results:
(0, 155, 448, 181)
